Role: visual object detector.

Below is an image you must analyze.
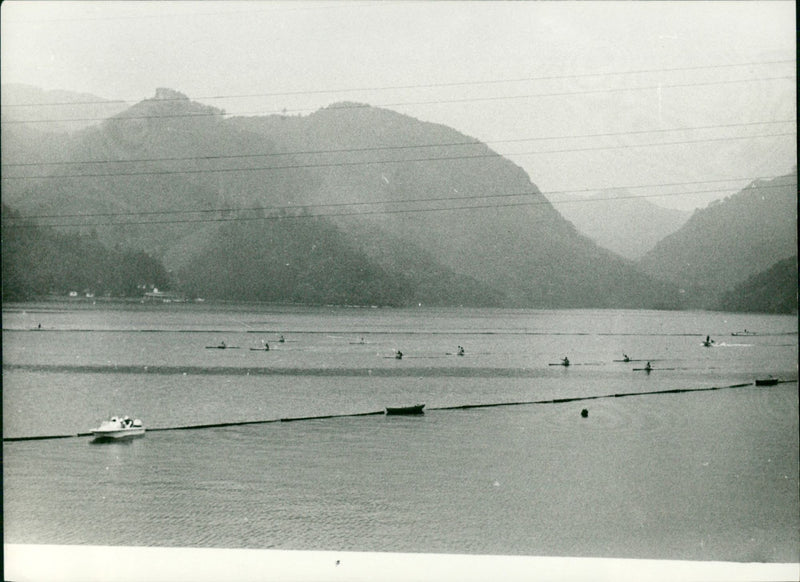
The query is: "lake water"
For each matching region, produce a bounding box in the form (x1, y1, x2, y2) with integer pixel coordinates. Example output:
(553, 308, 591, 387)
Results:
(3, 302, 798, 562)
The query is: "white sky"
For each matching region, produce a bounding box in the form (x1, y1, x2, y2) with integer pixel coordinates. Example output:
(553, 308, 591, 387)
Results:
(1, 1, 796, 210)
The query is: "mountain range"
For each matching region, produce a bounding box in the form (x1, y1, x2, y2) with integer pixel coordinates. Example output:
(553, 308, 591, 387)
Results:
(2, 87, 795, 311)
(555, 190, 691, 260)
(1, 84, 128, 132)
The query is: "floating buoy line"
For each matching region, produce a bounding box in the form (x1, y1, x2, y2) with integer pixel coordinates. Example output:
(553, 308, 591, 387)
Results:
(3, 379, 795, 442)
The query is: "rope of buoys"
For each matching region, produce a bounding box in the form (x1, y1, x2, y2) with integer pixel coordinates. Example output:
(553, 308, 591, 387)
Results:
(3, 434, 76, 442)
(3, 379, 795, 442)
(2, 364, 546, 377)
(3, 410, 388, 441)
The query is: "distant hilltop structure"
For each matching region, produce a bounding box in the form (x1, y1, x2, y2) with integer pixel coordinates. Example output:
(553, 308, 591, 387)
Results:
(154, 87, 189, 101)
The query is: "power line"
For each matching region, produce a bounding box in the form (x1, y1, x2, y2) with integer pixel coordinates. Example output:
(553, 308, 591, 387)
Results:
(364, 76, 796, 115)
(2, 176, 787, 221)
(2, 75, 794, 125)
(2, 59, 793, 109)
(2, 131, 794, 181)
(2, 119, 794, 169)
(4, 190, 546, 221)
(4, 181, 794, 230)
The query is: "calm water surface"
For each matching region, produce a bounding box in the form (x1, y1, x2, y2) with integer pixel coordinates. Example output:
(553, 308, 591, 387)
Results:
(3, 302, 798, 561)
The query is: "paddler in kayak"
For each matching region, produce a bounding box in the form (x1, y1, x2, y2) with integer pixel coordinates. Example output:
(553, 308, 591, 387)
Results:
(562, 356, 570, 367)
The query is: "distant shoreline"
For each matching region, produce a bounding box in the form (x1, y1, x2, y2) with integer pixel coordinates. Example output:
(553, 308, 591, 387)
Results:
(3, 296, 797, 316)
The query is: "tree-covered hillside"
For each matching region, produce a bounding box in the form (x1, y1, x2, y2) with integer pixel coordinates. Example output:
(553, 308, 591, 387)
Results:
(717, 256, 798, 314)
(177, 208, 505, 307)
(639, 170, 797, 305)
(1, 204, 169, 301)
(233, 103, 682, 308)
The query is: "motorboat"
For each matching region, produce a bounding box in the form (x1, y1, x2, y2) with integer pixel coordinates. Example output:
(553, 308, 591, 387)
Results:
(385, 404, 425, 415)
(91, 416, 145, 440)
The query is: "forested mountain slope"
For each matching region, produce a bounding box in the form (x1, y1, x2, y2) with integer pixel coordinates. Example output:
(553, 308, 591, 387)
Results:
(638, 169, 797, 305)
(2, 89, 685, 308)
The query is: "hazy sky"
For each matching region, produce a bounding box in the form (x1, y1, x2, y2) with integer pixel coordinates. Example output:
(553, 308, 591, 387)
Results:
(1, 1, 795, 210)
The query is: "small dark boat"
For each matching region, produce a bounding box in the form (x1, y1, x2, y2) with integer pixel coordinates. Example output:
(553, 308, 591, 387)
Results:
(755, 377, 779, 386)
(385, 404, 425, 415)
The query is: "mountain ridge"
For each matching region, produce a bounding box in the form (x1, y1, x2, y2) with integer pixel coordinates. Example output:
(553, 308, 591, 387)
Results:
(556, 189, 691, 260)
(1, 84, 129, 132)
(638, 169, 797, 306)
(5, 87, 765, 309)
(716, 255, 798, 314)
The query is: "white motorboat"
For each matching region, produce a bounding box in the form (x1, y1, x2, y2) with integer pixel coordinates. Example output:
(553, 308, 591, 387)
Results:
(91, 416, 145, 440)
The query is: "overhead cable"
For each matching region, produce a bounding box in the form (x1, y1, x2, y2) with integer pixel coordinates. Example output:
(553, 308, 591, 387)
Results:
(1, 59, 793, 110)
(2, 119, 794, 169)
(2, 75, 794, 125)
(3, 181, 794, 230)
(2, 177, 791, 221)
(2, 131, 794, 181)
